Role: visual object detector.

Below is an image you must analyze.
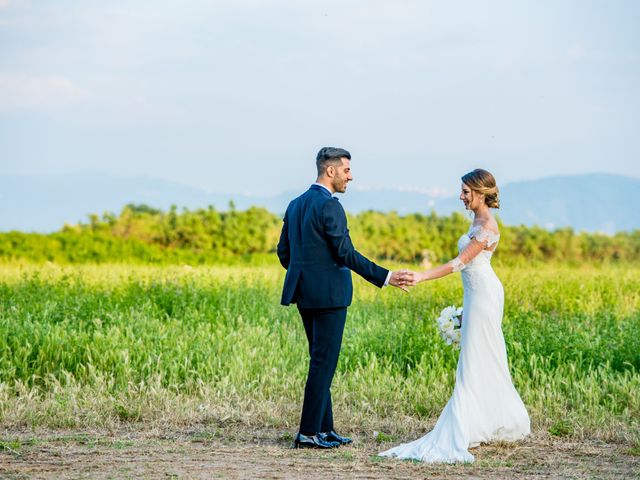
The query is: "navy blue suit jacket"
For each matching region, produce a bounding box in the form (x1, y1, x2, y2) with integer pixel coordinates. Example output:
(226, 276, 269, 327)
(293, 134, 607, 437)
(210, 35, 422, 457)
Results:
(277, 184, 389, 309)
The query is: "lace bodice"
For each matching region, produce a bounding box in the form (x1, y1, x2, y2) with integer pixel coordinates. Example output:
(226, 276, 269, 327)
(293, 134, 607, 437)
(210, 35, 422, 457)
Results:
(451, 224, 500, 272)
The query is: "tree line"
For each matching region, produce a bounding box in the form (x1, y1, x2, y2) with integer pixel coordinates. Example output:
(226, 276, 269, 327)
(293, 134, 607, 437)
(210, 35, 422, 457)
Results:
(1, 204, 638, 264)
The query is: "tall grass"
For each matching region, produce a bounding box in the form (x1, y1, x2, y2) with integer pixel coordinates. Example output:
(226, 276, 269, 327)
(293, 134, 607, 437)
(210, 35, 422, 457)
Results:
(0, 263, 638, 444)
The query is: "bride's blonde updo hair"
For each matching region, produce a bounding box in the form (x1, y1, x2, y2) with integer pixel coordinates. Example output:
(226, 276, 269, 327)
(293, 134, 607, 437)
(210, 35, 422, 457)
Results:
(461, 169, 500, 209)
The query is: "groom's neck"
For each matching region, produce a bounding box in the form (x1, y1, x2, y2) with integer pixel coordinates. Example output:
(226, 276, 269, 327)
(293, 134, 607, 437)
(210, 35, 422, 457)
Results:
(315, 177, 335, 194)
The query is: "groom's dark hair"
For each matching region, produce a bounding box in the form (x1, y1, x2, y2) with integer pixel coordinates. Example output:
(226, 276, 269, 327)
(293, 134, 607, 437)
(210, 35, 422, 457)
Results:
(316, 147, 351, 176)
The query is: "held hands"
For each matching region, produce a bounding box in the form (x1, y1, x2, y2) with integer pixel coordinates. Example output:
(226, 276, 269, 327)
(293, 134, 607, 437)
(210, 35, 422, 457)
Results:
(389, 270, 422, 292)
(401, 270, 422, 286)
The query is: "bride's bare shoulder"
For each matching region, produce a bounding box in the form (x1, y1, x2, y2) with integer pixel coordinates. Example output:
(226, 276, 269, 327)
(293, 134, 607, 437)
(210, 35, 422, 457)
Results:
(473, 217, 499, 235)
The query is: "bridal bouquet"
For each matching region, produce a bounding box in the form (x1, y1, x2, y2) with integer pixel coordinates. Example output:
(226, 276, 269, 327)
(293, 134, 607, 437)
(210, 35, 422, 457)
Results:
(436, 306, 462, 348)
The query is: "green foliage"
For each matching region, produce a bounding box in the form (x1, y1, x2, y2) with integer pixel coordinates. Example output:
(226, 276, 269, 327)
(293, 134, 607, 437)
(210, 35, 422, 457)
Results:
(1, 204, 638, 264)
(0, 264, 638, 441)
(549, 420, 573, 437)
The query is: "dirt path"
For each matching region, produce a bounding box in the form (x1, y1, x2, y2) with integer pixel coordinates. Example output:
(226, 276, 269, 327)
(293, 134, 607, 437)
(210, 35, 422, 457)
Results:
(1, 428, 638, 479)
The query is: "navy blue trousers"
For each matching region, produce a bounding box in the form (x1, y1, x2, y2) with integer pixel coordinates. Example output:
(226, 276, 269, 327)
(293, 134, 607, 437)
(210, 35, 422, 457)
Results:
(297, 306, 347, 435)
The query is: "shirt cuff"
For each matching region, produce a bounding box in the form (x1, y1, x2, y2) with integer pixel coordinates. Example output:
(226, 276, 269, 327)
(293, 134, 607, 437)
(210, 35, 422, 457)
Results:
(383, 270, 392, 287)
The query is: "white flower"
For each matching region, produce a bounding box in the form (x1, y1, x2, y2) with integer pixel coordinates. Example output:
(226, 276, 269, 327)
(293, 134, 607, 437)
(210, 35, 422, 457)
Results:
(441, 306, 457, 319)
(434, 305, 463, 348)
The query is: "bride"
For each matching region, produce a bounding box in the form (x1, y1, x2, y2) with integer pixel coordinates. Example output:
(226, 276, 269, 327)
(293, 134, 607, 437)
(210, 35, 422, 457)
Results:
(380, 169, 530, 463)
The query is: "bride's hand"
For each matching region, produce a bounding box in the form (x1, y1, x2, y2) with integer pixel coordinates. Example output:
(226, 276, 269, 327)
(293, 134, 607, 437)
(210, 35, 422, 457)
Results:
(402, 270, 423, 286)
(389, 270, 411, 292)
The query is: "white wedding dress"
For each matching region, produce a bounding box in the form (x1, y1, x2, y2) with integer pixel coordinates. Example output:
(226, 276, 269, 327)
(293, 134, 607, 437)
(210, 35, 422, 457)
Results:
(379, 224, 530, 463)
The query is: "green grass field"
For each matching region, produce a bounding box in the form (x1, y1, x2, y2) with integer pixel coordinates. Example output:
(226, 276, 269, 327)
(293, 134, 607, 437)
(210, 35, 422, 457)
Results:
(0, 263, 638, 448)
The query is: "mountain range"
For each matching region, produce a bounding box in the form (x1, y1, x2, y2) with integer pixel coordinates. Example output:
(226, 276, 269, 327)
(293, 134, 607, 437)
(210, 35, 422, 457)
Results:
(1, 173, 637, 234)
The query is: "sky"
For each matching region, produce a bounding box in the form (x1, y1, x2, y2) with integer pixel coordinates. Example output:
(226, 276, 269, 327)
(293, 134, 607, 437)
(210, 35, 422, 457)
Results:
(1, 0, 639, 196)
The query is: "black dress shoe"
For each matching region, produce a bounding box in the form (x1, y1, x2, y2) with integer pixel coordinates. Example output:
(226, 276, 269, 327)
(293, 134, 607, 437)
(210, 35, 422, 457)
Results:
(319, 430, 353, 445)
(293, 432, 340, 449)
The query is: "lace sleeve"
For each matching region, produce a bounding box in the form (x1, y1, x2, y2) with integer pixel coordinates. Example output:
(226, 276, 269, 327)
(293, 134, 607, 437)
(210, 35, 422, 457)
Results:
(449, 257, 466, 272)
(469, 225, 500, 248)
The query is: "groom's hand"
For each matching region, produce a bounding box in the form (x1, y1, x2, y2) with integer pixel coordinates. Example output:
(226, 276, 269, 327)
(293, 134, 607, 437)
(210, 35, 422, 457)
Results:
(389, 270, 411, 292)
(401, 271, 421, 286)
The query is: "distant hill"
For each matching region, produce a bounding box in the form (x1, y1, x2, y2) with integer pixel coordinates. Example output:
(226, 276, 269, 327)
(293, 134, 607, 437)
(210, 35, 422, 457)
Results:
(0, 173, 637, 234)
(497, 174, 638, 233)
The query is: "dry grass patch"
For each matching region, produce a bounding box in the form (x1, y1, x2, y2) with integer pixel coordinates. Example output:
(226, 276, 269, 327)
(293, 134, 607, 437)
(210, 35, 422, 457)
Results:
(1, 426, 638, 479)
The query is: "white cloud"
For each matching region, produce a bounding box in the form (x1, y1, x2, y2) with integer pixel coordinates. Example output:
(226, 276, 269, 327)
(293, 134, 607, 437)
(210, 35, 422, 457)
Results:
(397, 185, 456, 198)
(0, 74, 87, 111)
(353, 184, 455, 198)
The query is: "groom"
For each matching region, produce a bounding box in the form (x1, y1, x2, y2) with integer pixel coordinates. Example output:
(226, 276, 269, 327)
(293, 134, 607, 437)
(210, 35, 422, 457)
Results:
(277, 147, 407, 449)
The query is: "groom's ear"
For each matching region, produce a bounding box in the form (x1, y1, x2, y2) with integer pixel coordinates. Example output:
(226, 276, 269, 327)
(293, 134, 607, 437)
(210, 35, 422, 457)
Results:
(325, 165, 335, 178)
